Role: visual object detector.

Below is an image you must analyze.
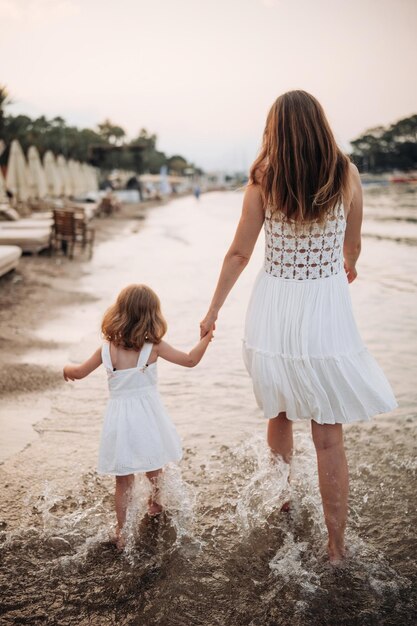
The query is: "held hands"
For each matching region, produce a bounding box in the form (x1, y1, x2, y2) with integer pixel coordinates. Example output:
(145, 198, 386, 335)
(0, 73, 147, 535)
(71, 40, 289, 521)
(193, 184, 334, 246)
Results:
(200, 310, 217, 339)
(344, 262, 357, 284)
(204, 325, 215, 342)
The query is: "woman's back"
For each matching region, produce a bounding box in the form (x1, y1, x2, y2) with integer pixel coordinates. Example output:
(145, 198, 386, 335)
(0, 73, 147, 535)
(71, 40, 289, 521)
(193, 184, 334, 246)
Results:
(264, 201, 346, 281)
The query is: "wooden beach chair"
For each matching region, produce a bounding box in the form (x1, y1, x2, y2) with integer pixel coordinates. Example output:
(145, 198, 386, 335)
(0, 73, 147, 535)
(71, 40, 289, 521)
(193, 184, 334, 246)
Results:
(51, 208, 94, 259)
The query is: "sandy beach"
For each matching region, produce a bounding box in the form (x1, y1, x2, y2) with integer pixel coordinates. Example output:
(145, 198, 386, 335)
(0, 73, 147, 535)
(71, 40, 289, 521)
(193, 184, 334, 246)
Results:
(0, 189, 416, 625)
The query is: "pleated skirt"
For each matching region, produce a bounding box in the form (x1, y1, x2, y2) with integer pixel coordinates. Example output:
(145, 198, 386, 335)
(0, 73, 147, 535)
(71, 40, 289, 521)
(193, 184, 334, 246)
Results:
(242, 269, 397, 424)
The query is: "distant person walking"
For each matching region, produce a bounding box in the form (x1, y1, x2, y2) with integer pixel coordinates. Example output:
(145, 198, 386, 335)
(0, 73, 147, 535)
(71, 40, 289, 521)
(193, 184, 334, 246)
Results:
(200, 90, 397, 563)
(64, 284, 214, 550)
(193, 184, 201, 200)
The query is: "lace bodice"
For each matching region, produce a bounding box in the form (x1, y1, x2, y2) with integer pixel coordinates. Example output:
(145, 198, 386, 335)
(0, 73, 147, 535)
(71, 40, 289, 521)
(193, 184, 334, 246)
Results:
(264, 201, 346, 280)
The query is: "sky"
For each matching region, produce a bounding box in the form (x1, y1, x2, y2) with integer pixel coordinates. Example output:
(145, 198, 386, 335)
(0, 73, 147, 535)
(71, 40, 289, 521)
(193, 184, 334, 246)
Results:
(1, 0, 416, 171)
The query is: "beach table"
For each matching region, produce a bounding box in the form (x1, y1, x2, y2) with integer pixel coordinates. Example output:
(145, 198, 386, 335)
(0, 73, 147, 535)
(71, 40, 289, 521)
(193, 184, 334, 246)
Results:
(0, 245, 22, 277)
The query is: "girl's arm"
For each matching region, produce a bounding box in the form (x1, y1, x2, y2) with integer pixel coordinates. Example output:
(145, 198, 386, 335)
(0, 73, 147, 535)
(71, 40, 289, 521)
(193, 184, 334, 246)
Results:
(63, 348, 102, 381)
(157, 329, 214, 368)
(343, 163, 363, 283)
(200, 184, 264, 338)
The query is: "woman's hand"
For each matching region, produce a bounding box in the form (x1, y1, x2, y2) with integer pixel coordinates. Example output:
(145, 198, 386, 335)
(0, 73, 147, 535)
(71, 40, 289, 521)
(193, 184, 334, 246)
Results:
(200, 310, 217, 338)
(344, 262, 357, 283)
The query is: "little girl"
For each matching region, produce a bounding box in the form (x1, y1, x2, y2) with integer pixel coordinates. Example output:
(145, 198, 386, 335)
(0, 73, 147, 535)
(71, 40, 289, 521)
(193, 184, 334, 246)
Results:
(63, 283, 214, 549)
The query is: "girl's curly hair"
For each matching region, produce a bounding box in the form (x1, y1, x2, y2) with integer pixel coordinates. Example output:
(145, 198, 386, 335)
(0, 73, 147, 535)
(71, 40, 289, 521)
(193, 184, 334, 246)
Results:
(102, 284, 167, 350)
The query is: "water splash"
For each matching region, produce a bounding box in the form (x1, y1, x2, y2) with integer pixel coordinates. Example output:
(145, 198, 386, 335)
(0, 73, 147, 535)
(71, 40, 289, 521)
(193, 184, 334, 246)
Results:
(122, 464, 200, 560)
(269, 533, 322, 593)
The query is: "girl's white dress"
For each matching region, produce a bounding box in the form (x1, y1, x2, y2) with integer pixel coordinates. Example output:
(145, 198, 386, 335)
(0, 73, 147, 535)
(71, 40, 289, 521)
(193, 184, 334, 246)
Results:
(243, 201, 397, 424)
(98, 342, 182, 475)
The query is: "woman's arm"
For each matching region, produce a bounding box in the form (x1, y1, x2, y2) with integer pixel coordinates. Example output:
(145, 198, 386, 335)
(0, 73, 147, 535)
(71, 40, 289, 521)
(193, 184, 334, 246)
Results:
(343, 163, 363, 283)
(200, 184, 264, 337)
(63, 348, 102, 381)
(157, 329, 214, 368)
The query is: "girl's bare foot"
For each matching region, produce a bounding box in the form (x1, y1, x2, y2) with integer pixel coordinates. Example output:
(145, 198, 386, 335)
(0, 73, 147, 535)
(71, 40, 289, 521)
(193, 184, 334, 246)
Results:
(328, 542, 346, 566)
(147, 497, 163, 517)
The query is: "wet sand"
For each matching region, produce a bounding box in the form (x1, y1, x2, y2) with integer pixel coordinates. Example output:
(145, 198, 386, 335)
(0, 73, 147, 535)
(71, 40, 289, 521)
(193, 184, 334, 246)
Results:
(0, 189, 416, 625)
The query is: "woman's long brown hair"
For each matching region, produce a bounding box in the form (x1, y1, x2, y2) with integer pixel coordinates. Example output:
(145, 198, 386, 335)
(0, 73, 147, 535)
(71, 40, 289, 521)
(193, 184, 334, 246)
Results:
(250, 90, 351, 222)
(102, 284, 167, 350)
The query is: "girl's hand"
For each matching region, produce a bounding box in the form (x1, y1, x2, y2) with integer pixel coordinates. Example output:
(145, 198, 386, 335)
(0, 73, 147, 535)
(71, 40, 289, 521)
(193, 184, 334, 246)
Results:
(200, 310, 217, 339)
(344, 262, 357, 283)
(63, 364, 77, 381)
(63, 348, 102, 382)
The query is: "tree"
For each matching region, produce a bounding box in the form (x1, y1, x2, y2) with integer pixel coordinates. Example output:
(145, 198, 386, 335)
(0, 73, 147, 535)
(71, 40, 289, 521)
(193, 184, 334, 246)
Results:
(167, 155, 188, 174)
(97, 119, 126, 146)
(0, 85, 11, 137)
(350, 114, 417, 172)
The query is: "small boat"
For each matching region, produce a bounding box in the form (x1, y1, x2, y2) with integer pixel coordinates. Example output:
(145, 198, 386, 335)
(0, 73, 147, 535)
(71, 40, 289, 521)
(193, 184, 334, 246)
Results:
(390, 176, 417, 183)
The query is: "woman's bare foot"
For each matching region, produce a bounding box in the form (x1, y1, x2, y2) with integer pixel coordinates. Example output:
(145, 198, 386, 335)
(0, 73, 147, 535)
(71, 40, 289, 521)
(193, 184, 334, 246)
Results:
(109, 526, 126, 551)
(147, 498, 163, 517)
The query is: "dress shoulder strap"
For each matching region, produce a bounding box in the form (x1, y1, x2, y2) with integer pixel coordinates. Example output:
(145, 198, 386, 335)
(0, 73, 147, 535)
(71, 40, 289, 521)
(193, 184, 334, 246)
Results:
(137, 342, 153, 368)
(102, 342, 113, 370)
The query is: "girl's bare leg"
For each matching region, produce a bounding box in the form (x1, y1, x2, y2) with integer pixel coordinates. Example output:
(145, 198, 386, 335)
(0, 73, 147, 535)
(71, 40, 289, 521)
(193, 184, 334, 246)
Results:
(267, 412, 293, 462)
(311, 421, 349, 564)
(267, 412, 293, 510)
(114, 474, 135, 547)
(146, 469, 163, 516)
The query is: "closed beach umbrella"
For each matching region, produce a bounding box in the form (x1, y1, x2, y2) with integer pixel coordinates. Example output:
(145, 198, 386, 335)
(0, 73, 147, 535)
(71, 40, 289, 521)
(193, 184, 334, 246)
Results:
(6, 139, 30, 202)
(43, 150, 62, 197)
(80, 163, 90, 195)
(68, 159, 84, 197)
(82, 163, 91, 192)
(67, 159, 77, 195)
(0, 167, 7, 203)
(27, 145, 47, 199)
(89, 165, 99, 192)
(56, 155, 73, 197)
(81, 163, 97, 193)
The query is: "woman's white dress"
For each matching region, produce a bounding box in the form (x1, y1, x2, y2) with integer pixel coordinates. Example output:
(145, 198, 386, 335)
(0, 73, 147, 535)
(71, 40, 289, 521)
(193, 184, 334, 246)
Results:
(98, 342, 182, 475)
(243, 201, 397, 424)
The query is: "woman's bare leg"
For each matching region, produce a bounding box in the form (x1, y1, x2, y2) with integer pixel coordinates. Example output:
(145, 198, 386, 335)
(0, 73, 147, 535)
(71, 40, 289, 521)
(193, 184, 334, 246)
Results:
(267, 412, 293, 510)
(311, 421, 349, 563)
(146, 468, 163, 516)
(114, 474, 135, 547)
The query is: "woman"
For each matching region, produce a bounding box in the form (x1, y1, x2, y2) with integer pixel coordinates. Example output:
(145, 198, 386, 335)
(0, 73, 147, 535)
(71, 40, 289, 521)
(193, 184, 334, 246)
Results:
(200, 90, 397, 563)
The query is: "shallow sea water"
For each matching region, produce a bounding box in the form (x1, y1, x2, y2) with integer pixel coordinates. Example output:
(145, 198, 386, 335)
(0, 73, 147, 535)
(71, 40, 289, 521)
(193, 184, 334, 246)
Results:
(0, 186, 416, 625)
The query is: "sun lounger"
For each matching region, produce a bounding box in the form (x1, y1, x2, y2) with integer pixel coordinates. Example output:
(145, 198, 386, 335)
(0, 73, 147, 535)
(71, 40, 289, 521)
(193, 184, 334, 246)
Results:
(0, 219, 53, 229)
(0, 228, 51, 254)
(0, 205, 53, 226)
(0, 245, 22, 277)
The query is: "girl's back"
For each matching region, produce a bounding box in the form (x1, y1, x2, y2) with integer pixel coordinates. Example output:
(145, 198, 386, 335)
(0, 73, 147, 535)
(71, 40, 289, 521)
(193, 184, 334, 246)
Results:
(101, 342, 158, 397)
